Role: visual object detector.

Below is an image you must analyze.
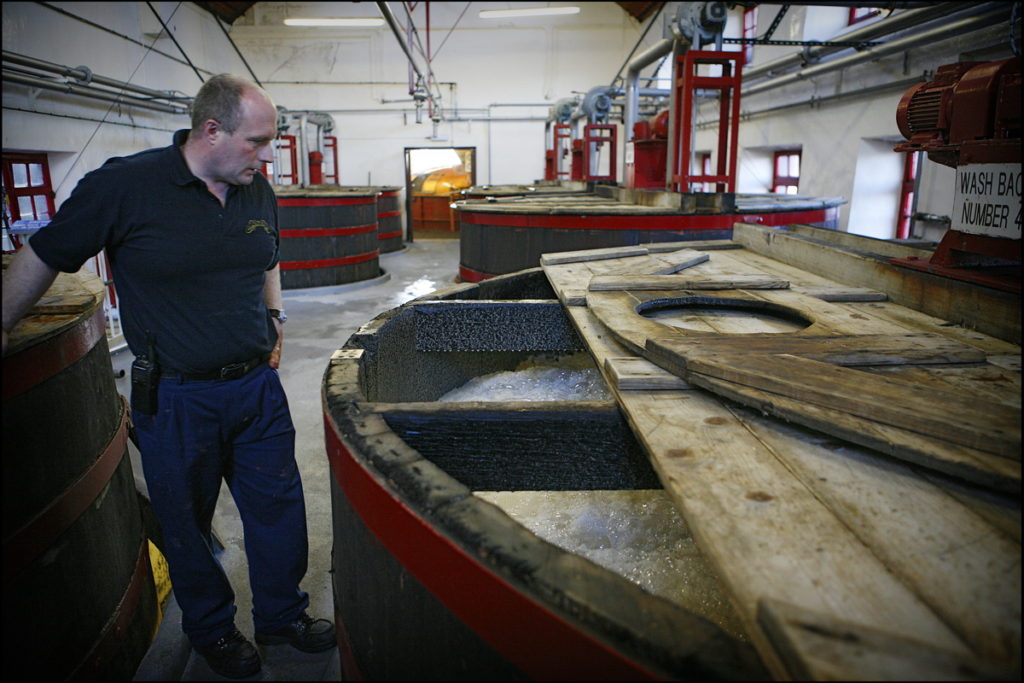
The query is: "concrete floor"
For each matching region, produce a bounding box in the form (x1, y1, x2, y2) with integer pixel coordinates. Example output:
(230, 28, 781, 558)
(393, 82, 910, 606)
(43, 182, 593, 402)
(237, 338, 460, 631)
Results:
(123, 236, 463, 681)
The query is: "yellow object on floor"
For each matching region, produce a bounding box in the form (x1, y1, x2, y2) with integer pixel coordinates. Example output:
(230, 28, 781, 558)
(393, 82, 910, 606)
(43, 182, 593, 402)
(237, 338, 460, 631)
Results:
(148, 539, 172, 635)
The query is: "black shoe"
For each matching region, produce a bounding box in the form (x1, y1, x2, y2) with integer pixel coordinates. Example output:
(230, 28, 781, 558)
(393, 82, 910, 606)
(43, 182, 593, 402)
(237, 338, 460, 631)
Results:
(255, 612, 336, 653)
(194, 628, 261, 679)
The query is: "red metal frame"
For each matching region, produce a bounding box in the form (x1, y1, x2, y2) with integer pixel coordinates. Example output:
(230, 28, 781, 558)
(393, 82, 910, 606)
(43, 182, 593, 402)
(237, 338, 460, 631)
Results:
(323, 136, 339, 184)
(671, 50, 743, 193)
(582, 124, 617, 183)
(888, 242, 1021, 294)
(626, 114, 669, 189)
(929, 230, 1021, 268)
(570, 139, 585, 181)
(544, 149, 557, 181)
(308, 152, 324, 185)
(626, 139, 667, 189)
(275, 135, 299, 185)
(553, 123, 573, 179)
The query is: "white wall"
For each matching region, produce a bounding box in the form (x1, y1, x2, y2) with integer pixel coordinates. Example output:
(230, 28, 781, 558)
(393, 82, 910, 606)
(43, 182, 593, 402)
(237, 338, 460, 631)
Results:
(3, 1, 641, 202)
(847, 137, 905, 239)
(3, 1, 1018, 240)
(2, 1, 241, 204)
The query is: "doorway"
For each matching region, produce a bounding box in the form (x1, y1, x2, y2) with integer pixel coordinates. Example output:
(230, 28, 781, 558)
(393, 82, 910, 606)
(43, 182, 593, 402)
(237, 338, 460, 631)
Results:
(404, 147, 476, 241)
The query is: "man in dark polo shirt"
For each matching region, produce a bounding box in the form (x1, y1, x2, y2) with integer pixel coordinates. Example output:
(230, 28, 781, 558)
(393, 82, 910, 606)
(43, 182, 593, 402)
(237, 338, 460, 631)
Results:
(2, 74, 334, 679)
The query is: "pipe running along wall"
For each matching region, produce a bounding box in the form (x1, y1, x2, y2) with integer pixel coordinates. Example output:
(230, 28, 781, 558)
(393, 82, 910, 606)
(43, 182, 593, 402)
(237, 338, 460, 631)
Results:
(742, 3, 1012, 99)
(741, 2, 986, 85)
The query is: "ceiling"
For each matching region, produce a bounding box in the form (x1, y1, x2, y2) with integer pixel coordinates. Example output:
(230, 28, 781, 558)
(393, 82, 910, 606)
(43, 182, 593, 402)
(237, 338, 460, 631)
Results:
(192, 1, 256, 24)
(193, 1, 666, 26)
(614, 1, 664, 22)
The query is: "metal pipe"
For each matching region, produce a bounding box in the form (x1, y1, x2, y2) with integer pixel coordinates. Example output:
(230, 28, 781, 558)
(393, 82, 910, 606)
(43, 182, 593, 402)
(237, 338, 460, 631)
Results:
(286, 110, 335, 131)
(400, 0, 441, 118)
(2, 50, 181, 102)
(262, 80, 455, 86)
(2, 70, 187, 114)
(36, 1, 216, 79)
(3, 104, 177, 132)
(663, 38, 689, 191)
(376, 2, 431, 97)
(610, 3, 666, 88)
(754, 1, 939, 6)
(743, 4, 1010, 98)
(698, 74, 926, 128)
(625, 38, 676, 140)
(612, 88, 670, 100)
(447, 116, 549, 122)
(743, 2, 983, 85)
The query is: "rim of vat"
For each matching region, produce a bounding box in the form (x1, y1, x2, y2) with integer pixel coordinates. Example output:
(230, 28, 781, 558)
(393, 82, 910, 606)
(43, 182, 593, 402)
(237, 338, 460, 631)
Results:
(452, 195, 844, 214)
(321, 280, 768, 681)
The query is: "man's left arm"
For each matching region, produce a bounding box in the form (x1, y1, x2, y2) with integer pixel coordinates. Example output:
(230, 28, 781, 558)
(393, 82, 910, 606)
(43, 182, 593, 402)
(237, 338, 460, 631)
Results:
(264, 264, 284, 369)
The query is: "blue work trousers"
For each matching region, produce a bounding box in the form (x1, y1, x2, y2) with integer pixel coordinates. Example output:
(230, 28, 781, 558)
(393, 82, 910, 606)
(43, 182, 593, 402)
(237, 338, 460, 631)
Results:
(132, 364, 310, 647)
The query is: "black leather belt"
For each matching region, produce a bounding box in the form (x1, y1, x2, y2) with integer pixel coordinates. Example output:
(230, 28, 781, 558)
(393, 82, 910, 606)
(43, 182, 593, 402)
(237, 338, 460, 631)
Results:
(161, 354, 270, 381)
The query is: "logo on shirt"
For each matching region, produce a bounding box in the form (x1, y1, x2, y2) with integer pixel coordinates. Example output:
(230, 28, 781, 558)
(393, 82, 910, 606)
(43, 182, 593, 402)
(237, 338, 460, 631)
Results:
(245, 219, 272, 234)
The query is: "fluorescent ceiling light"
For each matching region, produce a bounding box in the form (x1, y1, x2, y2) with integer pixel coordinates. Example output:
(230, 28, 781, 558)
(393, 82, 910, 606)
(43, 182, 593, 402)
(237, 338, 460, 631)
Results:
(283, 18, 385, 27)
(479, 7, 580, 19)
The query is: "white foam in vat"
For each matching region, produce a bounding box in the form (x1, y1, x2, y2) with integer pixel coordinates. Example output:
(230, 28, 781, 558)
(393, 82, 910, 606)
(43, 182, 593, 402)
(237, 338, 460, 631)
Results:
(438, 352, 612, 402)
(475, 489, 747, 640)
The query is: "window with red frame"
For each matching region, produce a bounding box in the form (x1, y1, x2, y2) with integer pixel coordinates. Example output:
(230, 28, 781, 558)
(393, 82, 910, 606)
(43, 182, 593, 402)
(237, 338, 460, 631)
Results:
(848, 7, 880, 25)
(773, 150, 801, 194)
(743, 6, 758, 66)
(3, 153, 56, 222)
(896, 151, 920, 239)
(2, 152, 56, 251)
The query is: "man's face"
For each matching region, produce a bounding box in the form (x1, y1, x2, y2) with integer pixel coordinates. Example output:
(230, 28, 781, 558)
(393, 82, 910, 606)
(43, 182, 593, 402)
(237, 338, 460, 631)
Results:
(214, 91, 277, 186)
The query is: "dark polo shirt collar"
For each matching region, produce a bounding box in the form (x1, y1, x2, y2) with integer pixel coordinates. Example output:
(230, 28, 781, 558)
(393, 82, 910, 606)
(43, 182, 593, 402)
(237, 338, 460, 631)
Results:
(169, 129, 199, 187)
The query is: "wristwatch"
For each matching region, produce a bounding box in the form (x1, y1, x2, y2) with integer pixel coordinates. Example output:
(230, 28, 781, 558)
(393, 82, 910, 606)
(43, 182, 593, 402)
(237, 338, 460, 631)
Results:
(269, 308, 287, 324)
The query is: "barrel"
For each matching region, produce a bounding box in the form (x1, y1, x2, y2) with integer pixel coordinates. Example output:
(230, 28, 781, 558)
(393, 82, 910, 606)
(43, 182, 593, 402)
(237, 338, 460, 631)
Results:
(274, 187, 382, 289)
(295, 184, 405, 253)
(322, 267, 768, 680)
(303, 185, 405, 254)
(2, 263, 159, 681)
(455, 184, 844, 281)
